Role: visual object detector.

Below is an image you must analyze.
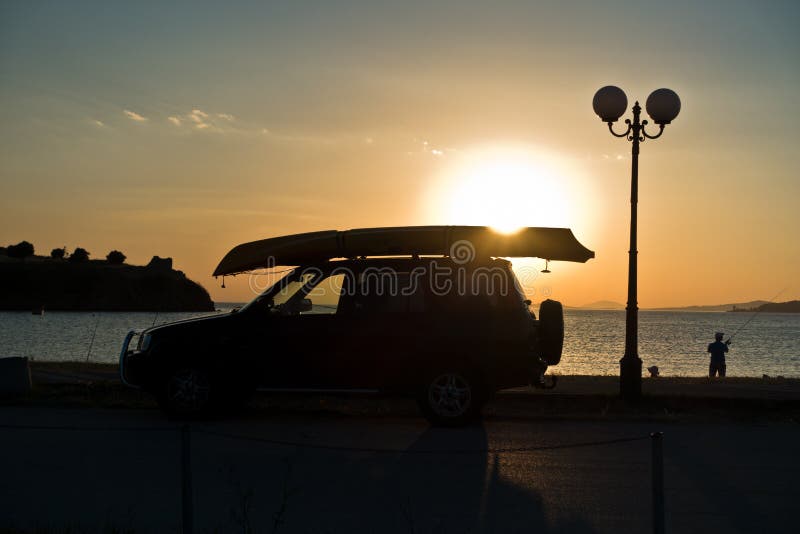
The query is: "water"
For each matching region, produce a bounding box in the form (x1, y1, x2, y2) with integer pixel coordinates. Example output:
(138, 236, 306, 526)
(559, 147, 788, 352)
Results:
(1, 308, 798, 377)
(560, 310, 800, 377)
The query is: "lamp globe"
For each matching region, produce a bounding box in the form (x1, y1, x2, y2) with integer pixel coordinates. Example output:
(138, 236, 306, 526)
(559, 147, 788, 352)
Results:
(645, 88, 681, 125)
(593, 86, 628, 123)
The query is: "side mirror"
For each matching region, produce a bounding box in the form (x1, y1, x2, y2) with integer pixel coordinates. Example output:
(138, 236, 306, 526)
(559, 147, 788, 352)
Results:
(299, 298, 313, 313)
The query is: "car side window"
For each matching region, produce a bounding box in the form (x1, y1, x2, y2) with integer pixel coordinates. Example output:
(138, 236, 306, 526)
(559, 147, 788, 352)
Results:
(303, 274, 346, 315)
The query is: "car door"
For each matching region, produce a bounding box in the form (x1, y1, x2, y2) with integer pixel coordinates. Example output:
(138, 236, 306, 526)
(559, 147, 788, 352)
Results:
(237, 270, 325, 389)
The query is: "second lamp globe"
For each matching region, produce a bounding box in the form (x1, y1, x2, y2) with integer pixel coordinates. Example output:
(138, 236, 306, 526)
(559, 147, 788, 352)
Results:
(645, 88, 681, 125)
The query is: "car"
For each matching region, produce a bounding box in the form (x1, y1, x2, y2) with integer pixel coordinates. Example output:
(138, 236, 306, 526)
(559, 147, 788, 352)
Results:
(120, 226, 594, 425)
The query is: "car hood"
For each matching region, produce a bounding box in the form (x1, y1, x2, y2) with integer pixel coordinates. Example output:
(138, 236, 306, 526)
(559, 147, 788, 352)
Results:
(145, 311, 236, 337)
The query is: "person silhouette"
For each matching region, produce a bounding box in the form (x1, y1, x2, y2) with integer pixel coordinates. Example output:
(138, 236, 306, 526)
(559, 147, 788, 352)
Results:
(707, 332, 730, 378)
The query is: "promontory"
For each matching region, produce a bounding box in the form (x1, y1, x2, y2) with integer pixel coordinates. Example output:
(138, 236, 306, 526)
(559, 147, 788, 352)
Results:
(0, 253, 214, 312)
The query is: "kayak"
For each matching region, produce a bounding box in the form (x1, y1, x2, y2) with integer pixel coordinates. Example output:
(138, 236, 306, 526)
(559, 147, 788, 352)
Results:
(213, 226, 594, 276)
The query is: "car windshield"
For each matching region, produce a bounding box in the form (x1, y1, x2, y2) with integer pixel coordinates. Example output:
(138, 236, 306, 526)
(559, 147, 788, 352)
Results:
(272, 272, 317, 308)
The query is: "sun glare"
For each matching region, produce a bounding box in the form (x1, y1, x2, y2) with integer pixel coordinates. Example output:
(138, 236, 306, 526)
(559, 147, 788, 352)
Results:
(426, 147, 578, 233)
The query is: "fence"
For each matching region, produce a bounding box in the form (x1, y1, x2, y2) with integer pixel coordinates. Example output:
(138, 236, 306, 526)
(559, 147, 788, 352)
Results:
(0, 423, 666, 533)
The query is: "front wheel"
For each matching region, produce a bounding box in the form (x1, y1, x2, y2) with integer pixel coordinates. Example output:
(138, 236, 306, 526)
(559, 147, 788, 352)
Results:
(157, 366, 213, 419)
(417, 371, 486, 427)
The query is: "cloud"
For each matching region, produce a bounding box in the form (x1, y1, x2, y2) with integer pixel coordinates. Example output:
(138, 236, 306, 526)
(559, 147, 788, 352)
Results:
(189, 109, 208, 123)
(188, 109, 210, 129)
(123, 109, 147, 122)
(117, 106, 254, 134)
(408, 137, 447, 157)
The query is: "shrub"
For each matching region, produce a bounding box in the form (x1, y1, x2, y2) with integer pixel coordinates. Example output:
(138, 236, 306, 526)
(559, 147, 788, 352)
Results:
(106, 250, 126, 264)
(69, 247, 90, 263)
(51, 247, 66, 260)
(7, 241, 34, 258)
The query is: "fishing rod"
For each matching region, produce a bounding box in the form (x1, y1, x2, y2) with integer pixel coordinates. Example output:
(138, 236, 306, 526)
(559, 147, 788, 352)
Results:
(725, 286, 788, 344)
(85, 313, 101, 363)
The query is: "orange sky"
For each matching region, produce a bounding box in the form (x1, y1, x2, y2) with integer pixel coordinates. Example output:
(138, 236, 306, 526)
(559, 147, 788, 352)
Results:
(1, 1, 798, 307)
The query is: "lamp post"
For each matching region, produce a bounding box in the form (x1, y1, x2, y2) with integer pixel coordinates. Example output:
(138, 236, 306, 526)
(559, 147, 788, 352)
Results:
(592, 86, 681, 400)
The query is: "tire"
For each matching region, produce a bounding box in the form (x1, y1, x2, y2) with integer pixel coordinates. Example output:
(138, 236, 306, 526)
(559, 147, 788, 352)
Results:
(157, 366, 213, 419)
(539, 299, 564, 365)
(417, 370, 486, 427)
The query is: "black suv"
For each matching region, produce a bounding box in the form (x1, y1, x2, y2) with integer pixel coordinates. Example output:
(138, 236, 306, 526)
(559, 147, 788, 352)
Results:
(120, 226, 592, 425)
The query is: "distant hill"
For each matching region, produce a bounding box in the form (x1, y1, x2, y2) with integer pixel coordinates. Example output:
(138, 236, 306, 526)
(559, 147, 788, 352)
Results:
(571, 300, 625, 310)
(730, 300, 800, 313)
(0, 255, 214, 312)
(567, 300, 778, 312)
(646, 300, 769, 312)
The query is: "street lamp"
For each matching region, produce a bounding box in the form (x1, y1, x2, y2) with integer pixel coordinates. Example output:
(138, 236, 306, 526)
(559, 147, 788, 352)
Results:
(592, 85, 681, 400)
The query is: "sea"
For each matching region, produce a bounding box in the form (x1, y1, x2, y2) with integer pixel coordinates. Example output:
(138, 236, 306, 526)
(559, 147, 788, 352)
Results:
(1, 307, 798, 378)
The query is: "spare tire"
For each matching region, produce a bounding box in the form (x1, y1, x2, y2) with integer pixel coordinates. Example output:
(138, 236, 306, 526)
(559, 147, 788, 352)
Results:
(538, 299, 564, 365)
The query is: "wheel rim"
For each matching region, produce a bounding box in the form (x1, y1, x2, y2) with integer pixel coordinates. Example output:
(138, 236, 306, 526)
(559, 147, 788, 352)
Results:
(428, 372, 472, 418)
(167, 368, 210, 412)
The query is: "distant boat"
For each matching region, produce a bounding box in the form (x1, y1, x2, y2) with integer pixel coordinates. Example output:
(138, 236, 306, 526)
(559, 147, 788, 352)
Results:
(31, 306, 44, 316)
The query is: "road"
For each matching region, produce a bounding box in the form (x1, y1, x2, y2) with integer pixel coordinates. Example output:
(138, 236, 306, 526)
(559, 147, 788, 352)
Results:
(1, 407, 797, 533)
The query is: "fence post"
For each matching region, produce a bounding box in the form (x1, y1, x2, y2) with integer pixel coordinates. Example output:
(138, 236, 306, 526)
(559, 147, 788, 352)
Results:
(651, 431, 665, 534)
(181, 424, 194, 534)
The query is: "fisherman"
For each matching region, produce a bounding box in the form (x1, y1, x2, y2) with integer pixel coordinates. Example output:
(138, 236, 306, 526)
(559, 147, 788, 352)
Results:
(707, 332, 731, 378)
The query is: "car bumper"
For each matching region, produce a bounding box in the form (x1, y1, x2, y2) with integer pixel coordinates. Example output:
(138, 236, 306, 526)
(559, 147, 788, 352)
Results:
(119, 330, 146, 389)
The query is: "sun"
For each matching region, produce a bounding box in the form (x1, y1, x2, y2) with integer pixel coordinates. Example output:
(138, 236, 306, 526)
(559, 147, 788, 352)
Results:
(426, 147, 578, 233)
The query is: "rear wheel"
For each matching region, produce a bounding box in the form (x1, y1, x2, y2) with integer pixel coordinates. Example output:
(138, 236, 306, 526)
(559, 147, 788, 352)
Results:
(417, 371, 486, 427)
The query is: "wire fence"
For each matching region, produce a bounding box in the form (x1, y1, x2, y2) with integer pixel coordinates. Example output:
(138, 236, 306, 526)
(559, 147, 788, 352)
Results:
(0, 423, 666, 533)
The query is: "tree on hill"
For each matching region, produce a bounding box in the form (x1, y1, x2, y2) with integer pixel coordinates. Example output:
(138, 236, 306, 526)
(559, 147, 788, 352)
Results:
(50, 247, 66, 260)
(69, 247, 90, 263)
(106, 250, 126, 265)
(6, 241, 34, 258)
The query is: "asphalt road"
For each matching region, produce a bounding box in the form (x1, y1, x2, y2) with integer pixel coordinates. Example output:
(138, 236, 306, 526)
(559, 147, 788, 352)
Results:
(1, 407, 797, 533)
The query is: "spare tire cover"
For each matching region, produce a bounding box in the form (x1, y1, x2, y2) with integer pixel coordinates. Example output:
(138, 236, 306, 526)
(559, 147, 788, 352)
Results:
(539, 299, 564, 365)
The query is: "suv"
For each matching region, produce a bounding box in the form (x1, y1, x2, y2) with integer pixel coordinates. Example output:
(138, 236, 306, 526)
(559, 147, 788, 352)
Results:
(120, 226, 593, 425)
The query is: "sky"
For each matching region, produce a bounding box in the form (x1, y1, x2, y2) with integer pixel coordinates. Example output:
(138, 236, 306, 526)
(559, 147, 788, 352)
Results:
(1, 0, 798, 307)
